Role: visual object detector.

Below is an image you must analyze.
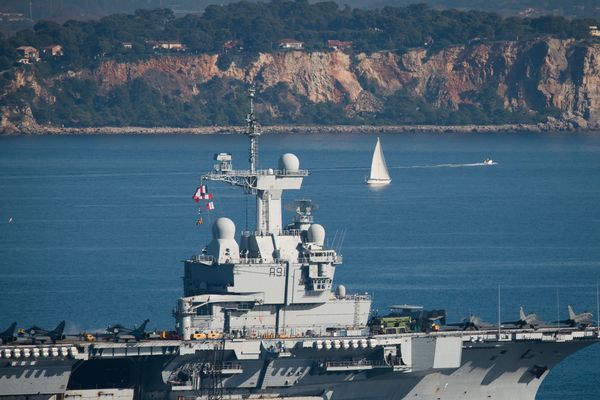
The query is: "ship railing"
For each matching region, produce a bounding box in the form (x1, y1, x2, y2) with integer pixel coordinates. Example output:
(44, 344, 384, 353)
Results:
(206, 169, 309, 178)
(191, 254, 287, 266)
(326, 359, 379, 367)
(298, 255, 343, 264)
(191, 253, 344, 266)
(201, 362, 244, 374)
(189, 255, 216, 264)
(242, 229, 302, 237)
(238, 257, 284, 265)
(344, 293, 372, 301)
(323, 359, 400, 370)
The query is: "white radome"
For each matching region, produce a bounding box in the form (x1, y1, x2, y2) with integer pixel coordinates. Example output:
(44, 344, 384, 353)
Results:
(212, 217, 236, 239)
(278, 153, 300, 172)
(307, 223, 325, 245)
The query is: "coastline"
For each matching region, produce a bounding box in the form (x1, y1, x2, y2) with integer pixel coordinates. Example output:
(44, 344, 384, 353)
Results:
(2, 122, 593, 136)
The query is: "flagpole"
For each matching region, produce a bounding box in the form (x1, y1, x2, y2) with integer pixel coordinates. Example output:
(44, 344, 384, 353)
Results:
(556, 288, 560, 331)
(596, 281, 600, 337)
(497, 284, 501, 338)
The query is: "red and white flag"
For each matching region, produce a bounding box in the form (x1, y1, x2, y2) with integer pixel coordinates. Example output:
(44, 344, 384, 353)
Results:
(206, 201, 215, 210)
(200, 193, 213, 200)
(192, 187, 202, 202)
(192, 185, 209, 202)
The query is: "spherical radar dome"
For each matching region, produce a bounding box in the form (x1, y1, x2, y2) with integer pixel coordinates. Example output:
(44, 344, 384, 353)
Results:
(212, 217, 236, 239)
(307, 223, 325, 245)
(278, 153, 300, 172)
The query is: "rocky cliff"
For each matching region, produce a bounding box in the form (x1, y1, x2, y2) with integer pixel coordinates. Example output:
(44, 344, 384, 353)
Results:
(2, 38, 600, 133)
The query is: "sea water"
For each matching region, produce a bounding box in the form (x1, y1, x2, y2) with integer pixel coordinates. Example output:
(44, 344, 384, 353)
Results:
(0, 132, 599, 398)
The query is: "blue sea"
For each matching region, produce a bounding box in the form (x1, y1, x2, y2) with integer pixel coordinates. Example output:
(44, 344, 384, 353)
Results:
(0, 132, 599, 398)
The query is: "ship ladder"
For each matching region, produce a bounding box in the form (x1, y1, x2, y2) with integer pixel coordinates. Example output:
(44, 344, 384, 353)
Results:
(200, 340, 225, 400)
(353, 296, 361, 328)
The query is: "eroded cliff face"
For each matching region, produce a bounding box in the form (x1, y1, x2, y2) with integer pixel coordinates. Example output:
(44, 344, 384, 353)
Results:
(3, 38, 600, 131)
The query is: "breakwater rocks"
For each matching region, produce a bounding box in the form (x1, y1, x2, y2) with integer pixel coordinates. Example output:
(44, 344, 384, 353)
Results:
(4, 121, 592, 136)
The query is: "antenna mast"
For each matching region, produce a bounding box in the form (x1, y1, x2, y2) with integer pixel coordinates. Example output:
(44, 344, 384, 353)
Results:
(596, 281, 600, 337)
(497, 284, 501, 338)
(246, 86, 261, 173)
(556, 289, 560, 331)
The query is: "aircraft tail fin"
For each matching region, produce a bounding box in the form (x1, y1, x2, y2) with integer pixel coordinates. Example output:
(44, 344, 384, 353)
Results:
(136, 319, 149, 333)
(519, 306, 526, 321)
(568, 305, 576, 320)
(51, 321, 66, 339)
(1, 322, 17, 341)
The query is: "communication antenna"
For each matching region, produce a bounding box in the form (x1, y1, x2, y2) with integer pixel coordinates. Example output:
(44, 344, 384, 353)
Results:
(330, 229, 339, 252)
(337, 229, 347, 254)
(556, 289, 560, 331)
(596, 281, 600, 337)
(497, 284, 501, 337)
(246, 86, 261, 173)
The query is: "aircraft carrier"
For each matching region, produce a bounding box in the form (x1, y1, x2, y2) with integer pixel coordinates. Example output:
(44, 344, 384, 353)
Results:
(1, 89, 599, 400)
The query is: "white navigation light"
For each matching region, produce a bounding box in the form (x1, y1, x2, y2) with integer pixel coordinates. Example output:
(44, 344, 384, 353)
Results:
(279, 153, 300, 172)
(307, 224, 325, 246)
(213, 217, 236, 239)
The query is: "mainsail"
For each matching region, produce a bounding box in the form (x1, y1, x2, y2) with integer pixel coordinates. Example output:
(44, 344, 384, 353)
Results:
(367, 137, 391, 184)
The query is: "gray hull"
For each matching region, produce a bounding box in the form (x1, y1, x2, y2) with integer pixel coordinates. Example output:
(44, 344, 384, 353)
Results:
(136, 338, 594, 400)
(0, 333, 597, 400)
(0, 360, 74, 397)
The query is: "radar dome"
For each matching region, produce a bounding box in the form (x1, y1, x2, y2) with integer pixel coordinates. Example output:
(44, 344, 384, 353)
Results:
(278, 153, 300, 172)
(212, 217, 236, 239)
(336, 285, 346, 299)
(307, 223, 325, 246)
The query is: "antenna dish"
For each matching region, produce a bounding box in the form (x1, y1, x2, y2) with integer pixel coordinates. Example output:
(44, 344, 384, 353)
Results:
(285, 199, 319, 213)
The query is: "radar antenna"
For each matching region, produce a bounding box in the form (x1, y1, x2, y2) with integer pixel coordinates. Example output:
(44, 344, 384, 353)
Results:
(201, 87, 308, 234)
(246, 86, 261, 173)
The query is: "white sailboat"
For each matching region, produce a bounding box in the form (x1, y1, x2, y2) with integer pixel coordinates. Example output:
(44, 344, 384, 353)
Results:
(366, 137, 391, 186)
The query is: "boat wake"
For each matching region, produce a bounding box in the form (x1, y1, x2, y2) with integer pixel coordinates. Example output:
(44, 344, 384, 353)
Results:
(392, 161, 498, 169)
(313, 161, 497, 172)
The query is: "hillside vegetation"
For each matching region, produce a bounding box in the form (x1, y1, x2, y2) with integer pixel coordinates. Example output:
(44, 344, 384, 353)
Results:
(1, 0, 599, 22)
(1, 2, 599, 131)
(1, 2, 596, 69)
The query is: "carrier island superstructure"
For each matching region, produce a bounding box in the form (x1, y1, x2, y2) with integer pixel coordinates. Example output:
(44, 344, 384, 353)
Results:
(175, 88, 370, 340)
(1, 90, 599, 400)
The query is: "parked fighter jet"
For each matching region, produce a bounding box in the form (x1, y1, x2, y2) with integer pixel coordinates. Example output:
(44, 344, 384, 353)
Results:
(107, 319, 149, 342)
(502, 307, 544, 329)
(0, 322, 17, 344)
(446, 315, 497, 331)
(552, 305, 595, 328)
(27, 321, 66, 343)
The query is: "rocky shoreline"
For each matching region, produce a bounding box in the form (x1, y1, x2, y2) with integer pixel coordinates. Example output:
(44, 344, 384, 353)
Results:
(2, 120, 597, 136)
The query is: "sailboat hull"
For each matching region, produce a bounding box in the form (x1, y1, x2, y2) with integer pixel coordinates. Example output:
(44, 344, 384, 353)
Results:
(366, 178, 391, 185)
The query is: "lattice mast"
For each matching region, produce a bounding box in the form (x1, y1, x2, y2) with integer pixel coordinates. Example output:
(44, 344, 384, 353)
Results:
(247, 87, 260, 173)
(202, 86, 308, 234)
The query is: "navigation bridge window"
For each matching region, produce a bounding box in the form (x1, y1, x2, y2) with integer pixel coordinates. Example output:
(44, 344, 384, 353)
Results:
(196, 304, 213, 316)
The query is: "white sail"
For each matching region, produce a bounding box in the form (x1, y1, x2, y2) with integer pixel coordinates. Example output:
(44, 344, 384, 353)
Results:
(367, 137, 391, 185)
